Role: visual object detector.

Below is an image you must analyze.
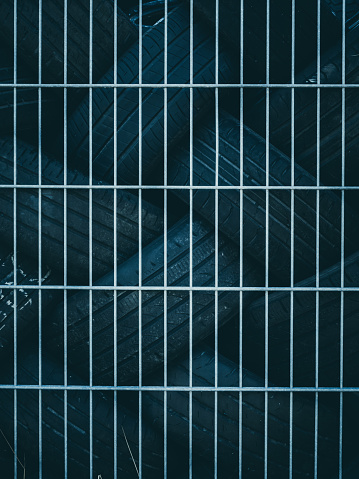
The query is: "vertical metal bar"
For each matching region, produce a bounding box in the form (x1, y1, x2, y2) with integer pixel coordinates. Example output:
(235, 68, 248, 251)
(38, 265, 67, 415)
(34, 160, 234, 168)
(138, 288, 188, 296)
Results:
(89, 0, 94, 476)
(289, 1, 296, 478)
(63, 0, 68, 475)
(264, 1, 270, 478)
(113, 0, 118, 477)
(12, 0, 18, 476)
(339, 2, 346, 478)
(163, 1, 168, 478)
(37, 0, 43, 476)
(214, 0, 219, 477)
(189, 0, 194, 477)
(239, 0, 244, 475)
(315, 1, 321, 477)
(138, 1, 143, 476)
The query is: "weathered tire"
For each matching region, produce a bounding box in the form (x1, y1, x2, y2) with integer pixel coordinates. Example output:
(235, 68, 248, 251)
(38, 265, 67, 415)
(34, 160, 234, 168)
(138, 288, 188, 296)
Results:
(0, 243, 57, 360)
(143, 346, 343, 479)
(0, 46, 60, 137)
(66, 5, 235, 184)
(168, 111, 357, 284)
(0, 0, 138, 148)
(183, 0, 340, 84)
(0, 0, 137, 85)
(127, 0, 180, 30)
(0, 138, 164, 284)
(246, 25, 359, 198)
(47, 214, 261, 385)
(0, 350, 168, 478)
(244, 249, 359, 387)
(324, 0, 359, 23)
(332, 454, 359, 479)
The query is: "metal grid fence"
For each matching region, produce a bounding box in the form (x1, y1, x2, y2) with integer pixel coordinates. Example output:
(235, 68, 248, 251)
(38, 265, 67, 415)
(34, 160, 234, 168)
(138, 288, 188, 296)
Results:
(0, 0, 357, 478)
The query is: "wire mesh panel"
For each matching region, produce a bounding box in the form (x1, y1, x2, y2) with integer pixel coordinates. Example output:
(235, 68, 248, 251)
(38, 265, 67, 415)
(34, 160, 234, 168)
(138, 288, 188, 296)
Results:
(0, 0, 358, 478)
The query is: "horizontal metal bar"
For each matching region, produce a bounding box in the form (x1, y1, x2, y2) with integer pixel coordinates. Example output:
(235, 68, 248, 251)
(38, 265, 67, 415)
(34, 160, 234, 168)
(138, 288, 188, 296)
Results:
(0, 83, 357, 89)
(0, 384, 358, 392)
(2, 285, 359, 292)
(0, 184, 356, 190)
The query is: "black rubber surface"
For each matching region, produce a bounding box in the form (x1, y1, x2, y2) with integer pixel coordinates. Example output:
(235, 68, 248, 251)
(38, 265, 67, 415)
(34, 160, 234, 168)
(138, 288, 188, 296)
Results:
(0, 0, 137, 85)
(247, 25, 359, 197)
(332, 454, 359, 479)
(168, 111, 357, 285)
(143, 346, 343, 479)
(0, 350, 167, 478)
(0, 138, 164, 284)
(127, 0, 180, 30)
(324, 0, 359, 22)
(47, 214, 261, 385)
(0, 0, 138, 148)
(184, 0, 340, 84)
(245, 249, 359, 386)
(0, 46, 59, 137)
(0, 243, 57, 361)
(66, 5, 235, 185)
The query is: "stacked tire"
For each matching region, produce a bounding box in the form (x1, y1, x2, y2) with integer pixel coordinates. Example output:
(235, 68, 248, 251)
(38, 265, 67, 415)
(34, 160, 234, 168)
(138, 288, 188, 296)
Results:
(0, 0, 358, 478)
